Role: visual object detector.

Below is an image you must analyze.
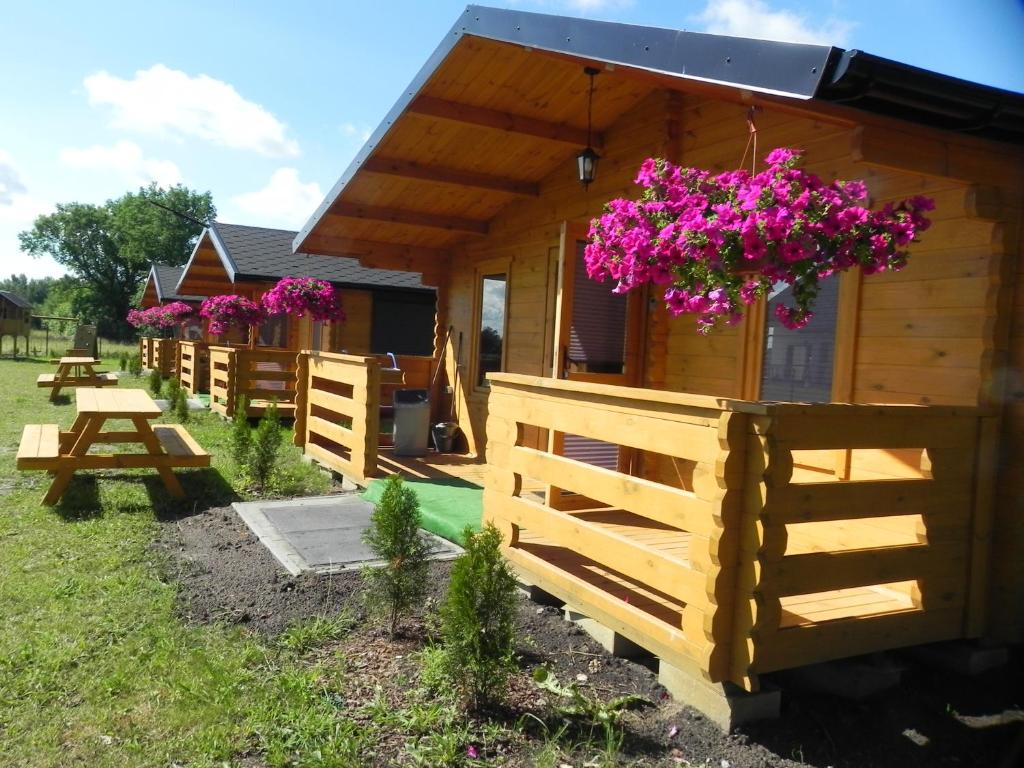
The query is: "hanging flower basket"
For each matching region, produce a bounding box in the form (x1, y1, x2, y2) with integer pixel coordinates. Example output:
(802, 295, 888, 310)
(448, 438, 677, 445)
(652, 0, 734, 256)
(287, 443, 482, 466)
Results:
(127, 302, 194, 333)
(199, 295, 266, 336)
(585, 147, 935, 333)
(262, 276, 346, 322)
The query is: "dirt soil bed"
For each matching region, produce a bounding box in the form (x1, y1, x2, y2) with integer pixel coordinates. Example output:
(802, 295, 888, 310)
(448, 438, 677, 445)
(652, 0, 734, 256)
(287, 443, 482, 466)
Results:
(155, 505, 1022, 767)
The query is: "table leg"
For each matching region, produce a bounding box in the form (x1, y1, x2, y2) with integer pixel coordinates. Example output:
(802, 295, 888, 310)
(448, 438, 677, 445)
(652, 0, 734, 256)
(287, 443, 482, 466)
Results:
(131, 417, 185, 498)
(43, 415, 103, 505)
(51, 364, 69, 401)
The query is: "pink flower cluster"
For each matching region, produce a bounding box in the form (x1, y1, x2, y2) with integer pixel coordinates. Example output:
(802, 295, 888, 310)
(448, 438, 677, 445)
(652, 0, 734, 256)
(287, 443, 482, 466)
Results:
(262, 277, 346, 323)
(199, 295, 266, 336)
(585, 148, 934, 332)
(127, 301, 194, 330)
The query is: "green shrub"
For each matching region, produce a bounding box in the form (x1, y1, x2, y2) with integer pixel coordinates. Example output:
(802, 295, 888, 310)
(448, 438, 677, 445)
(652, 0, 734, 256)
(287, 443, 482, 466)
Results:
(174, 388, 190, 423)
(230, 395, 251, 467)
(164, 374, 180, 403)
(119, 352, 128, 371)
(127, 353, 143, 377)
(249, 401, 282, 491)
(436, 523, 518, 711)
(362, 475, 431, 637)
(148, 368, 163, 395)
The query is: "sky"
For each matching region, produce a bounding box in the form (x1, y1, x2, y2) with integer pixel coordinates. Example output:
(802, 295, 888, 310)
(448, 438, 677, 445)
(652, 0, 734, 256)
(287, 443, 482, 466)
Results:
(1, 0, 1022, 281)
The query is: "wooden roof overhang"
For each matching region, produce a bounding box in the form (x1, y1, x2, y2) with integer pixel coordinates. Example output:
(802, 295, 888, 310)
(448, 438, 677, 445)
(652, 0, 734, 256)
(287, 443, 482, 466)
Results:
(295, 5, 1024, 275)
(140, 272, 161, 308)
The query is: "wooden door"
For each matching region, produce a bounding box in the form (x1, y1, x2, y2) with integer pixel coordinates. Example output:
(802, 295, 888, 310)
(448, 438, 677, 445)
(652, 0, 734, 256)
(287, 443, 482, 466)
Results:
(547, 222, 645, 508)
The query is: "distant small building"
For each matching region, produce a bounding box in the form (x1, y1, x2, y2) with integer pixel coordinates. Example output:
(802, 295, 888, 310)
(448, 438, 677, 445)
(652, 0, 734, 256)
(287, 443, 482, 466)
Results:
(0, 290, 32, 355)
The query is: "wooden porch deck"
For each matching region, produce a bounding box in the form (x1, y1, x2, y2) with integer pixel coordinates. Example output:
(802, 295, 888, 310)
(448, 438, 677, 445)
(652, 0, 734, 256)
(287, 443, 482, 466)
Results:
(376, 449, 490, 486)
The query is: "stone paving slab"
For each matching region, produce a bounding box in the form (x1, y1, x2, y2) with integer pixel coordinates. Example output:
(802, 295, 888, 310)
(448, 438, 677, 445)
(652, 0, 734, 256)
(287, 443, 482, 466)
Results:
(232, 494, 462, 575)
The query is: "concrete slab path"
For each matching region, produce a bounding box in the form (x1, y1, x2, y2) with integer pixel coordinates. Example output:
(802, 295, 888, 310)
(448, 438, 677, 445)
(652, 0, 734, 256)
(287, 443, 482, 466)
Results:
(233, 494, 461, 575)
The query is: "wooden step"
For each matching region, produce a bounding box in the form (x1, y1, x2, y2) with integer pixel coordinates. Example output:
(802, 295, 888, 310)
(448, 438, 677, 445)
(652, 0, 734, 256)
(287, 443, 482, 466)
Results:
(152, 424, 211, 467)
(17, 424, 60, 469)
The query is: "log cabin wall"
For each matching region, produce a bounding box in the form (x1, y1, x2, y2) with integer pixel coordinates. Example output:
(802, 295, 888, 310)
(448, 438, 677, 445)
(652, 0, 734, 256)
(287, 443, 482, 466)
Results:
(435, 84, 1023, 641)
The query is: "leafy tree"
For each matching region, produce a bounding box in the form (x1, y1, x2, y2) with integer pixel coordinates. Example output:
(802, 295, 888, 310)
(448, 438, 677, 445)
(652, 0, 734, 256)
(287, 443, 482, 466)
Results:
(0, 274, 55, 306)
(18, 184, 214, 340)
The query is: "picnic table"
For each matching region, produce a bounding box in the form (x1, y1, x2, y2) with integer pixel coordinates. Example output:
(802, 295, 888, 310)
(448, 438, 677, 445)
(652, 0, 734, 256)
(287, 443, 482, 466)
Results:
(16, 388, 210, 506)
(37, 356, 117, 400)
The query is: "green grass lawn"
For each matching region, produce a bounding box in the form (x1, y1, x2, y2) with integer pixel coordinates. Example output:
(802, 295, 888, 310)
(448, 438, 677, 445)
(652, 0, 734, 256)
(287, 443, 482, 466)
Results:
(0, 355, 372, 768)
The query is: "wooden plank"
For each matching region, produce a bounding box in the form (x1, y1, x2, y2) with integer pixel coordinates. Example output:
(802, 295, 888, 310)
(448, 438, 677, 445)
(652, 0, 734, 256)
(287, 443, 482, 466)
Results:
(489, 442, 715, 535)
(768, 412, 976, 450)
(485, 490, 711, 609)
(408, 94, 602, 149)
(764, 479, 956, 524)
(308, 415, 356, 450)
(764, 541, 967, 596)
(361, 156, 539, 197)
(153, 424, 210, 459)
(327, 204, 488, 236)
(754, 607, 964, 673)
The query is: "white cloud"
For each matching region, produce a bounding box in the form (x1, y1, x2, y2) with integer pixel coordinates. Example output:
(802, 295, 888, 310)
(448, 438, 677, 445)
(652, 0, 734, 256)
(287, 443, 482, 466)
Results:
(695, 0, 853, 45)
(340, 122, 372, 142)
(0, 151, 63, 279)
(0, 150, 28, 206)
(228, 168, 323, 230)
(84, 64, 300, 157)
(59, 140, 182, 188)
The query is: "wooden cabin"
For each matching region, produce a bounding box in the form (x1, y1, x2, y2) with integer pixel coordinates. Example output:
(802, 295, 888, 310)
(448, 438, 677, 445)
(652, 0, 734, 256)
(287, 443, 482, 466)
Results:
(138, 264, 205, 377)
(0, 290, 32, 356)
(175, 222, 437, 416)
(290, 6, 1024, 702)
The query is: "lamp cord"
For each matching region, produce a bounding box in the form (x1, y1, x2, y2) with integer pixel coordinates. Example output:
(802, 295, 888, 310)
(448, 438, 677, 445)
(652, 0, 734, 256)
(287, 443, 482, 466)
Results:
(739, 106, 760, 174)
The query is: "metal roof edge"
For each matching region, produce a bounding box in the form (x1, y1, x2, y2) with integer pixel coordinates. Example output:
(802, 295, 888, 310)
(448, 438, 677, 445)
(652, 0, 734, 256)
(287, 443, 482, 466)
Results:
(207, 223, 240, 283)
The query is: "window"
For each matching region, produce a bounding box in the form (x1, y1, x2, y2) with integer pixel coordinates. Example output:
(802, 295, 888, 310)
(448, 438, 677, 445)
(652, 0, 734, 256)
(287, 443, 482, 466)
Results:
(371, 291, 436, 356)
(476, 272, 508, 388)
(257, 314, 288, 348)
(759, 275, 840, 402)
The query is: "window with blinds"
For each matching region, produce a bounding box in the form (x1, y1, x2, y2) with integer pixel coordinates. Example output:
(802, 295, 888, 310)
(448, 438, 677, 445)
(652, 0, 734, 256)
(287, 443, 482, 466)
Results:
(760, 275, 840, 403)
(476, 273, 507, 388)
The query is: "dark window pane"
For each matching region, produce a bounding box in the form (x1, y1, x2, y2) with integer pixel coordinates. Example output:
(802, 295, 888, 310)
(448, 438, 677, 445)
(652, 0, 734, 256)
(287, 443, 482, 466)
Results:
(478, 274, 507, 387)
(760, 276, 839, 403)
(371, 291, 436, 356)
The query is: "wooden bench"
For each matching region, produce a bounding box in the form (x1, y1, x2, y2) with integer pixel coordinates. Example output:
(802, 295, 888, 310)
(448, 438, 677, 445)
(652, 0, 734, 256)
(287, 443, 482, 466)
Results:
(152, 424, 211, 467)
(16, 424, 60, 469)
(37, 372, 118, 387)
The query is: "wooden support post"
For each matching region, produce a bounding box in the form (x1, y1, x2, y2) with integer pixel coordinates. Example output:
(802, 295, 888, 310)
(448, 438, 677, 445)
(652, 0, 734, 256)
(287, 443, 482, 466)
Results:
(965, 416, 997, 637)
(294, 352, 309, 448)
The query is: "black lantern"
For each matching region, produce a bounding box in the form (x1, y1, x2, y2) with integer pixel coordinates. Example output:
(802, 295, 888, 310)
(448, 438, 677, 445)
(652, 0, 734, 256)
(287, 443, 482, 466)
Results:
(577, 67, 600, 188)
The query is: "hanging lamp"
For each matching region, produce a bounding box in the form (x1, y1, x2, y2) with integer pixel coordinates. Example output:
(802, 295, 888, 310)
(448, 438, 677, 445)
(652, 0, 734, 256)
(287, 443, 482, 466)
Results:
(576, 67, 601, 188)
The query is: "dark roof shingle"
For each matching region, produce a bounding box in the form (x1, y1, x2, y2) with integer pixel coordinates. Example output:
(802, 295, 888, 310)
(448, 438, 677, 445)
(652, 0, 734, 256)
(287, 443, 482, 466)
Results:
(0, 290, 31, 309)
(212, 223, 429, 292)
(152, 265, 203, 302)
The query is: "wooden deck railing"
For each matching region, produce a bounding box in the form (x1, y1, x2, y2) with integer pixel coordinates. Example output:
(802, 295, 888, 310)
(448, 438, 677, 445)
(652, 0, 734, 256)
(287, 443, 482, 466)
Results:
(483, 373, 989, 690)
(140, 337, 174, 375)
(140, 337, 155, 370)
(177, 341, 209, 396)
(294, 352, 436, 482)
(208, 346, 299, 418)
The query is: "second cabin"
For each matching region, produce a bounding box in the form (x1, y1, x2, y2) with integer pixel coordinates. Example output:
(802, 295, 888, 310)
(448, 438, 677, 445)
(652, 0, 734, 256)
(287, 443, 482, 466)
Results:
(174, 222, 438, 417)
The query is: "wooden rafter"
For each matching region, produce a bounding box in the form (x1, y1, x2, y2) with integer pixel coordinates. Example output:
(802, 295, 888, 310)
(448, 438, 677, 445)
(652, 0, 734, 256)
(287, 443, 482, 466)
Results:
(361, 156, 540, 197)
(327, 203, 489, 235)
(408, 95, 604, 150)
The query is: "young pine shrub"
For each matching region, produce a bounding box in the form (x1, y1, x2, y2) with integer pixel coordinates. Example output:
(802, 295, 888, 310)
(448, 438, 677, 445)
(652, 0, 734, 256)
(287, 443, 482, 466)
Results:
(230, 395, 251, 466)
(174, 387, 190, 423)
(437, 523, 518, 711)
(362, 475, 431, 637)
(128, 353, 143, 377)
(164, 374, 181, 404)
(249, 401, 283, 491)
(119, 352, 128, 371)
(148, 368, 163, 395)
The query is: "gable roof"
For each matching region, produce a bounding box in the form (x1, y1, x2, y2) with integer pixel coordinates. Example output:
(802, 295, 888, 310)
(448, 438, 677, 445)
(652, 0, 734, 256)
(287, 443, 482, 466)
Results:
(0, 290, 31, 309)
(150, 264, 204, 302)
(177, 222, 431, 295)
(294, 4, 1024, 257)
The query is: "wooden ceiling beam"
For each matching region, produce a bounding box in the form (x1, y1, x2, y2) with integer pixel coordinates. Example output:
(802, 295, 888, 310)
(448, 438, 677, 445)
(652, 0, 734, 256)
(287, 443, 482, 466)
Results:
(361, 156, 540, 197)
(300, 233, 448, 263)
(327, 202, 489, 236)
(408, 94, 603, 150)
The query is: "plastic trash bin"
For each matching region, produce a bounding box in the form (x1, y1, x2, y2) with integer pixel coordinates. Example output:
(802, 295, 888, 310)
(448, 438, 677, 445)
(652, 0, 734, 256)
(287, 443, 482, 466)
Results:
(393, 388, 430, 457)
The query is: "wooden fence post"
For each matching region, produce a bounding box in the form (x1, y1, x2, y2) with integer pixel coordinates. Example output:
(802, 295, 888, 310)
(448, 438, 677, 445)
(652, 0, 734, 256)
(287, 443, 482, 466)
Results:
(294, 352, 309, 448)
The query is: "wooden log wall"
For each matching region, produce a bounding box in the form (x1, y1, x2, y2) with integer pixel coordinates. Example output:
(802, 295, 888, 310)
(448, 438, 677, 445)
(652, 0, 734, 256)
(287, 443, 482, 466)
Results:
(293, 352, 382, 483)
(177, 341, 209, 396)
